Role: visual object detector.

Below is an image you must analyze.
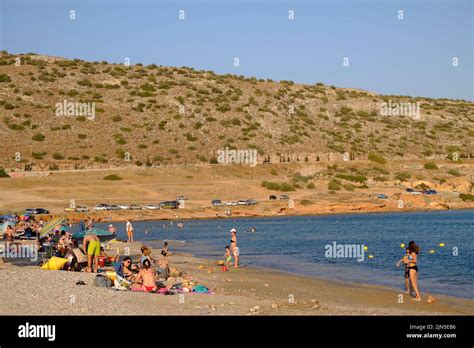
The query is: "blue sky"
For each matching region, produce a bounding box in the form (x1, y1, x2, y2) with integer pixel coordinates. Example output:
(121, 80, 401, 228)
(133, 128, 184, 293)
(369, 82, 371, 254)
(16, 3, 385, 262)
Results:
(1, 0, 472, 100)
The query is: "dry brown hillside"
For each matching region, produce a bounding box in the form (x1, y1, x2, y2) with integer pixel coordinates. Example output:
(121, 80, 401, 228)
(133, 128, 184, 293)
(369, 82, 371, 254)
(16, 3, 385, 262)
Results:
(0, 51, 473, 171)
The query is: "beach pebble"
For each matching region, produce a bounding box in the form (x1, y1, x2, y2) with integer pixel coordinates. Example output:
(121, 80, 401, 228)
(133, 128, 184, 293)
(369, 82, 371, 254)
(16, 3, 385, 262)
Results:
(249, 306, 260, 314)
(228, 302, 235, 305)
(264, 283, 269, 287)
(271, 303, 278, 309)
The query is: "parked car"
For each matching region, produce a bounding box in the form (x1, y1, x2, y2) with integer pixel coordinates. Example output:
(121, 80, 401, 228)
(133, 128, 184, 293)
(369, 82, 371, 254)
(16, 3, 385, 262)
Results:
(377, 194, 388, 199)
(237, 200, 249, 205)
(269, 195, 277, 200)
(423, 190, 437, 195)
(94, 204, 109, 211)
(246, 199, 258, 205)
(129, 204, 142, 210)
(64, 207, 75, 212)
(160, 201, 179, 209)
(406, 188, 415, 193)
(279, 195, 290, 200)
(410, 191, 422, 195)
(118, 204, 129, 210)
(75, 206, 89, 212)
(25, 208, 50, 214)
(226, 201, 238, 206)
(211, 199, 223, 206)
(176, 195, 188, 201)
(145, 204, 160, 210)
(108, 205, 121, 210)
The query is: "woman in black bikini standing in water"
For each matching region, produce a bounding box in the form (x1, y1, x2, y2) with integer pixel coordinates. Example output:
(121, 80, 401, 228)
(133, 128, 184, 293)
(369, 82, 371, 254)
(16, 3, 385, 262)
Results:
(407, 241, 421, 301)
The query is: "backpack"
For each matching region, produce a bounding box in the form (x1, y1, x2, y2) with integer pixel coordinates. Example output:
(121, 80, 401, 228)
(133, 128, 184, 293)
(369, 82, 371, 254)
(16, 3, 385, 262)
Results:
(93, 274, 112, 288)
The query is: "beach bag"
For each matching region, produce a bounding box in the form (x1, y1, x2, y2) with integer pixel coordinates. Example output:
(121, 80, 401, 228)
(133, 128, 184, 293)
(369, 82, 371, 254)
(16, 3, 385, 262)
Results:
(41, 256, 68, 271)
(93, 274, 112, 288)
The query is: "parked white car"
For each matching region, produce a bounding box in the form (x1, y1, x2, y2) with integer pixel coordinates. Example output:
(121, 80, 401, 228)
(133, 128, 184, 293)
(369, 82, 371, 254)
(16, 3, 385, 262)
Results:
(145, 204, 160, 210)
(226, 201, 238, 206)
(118, 204, 129, 210)
(94, 204, 108, 211)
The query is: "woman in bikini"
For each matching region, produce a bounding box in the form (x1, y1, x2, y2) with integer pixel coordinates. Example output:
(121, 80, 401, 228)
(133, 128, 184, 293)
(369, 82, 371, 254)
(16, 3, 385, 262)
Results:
(133, 259, 157, 293)
(407, 241, 421, 301)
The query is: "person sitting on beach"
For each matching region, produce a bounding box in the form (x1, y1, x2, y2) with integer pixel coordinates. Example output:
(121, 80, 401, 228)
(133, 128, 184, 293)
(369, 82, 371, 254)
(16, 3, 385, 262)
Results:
(224, 245, 232, 265)
(140, 246, 156, 267)
(132, 259, 158, 293)
(4, 224, 14, 242)
(83, 233, 101, 273)
(396, 248, 412, 295)
(114, 256, 136, 281)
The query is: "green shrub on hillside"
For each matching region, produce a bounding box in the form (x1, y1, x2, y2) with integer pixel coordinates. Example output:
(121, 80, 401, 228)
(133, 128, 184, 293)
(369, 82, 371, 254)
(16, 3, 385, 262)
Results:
(424, 162, 438, 170)
(368, 152, 386, 164)
(447, 169, 462, 177)
(0, 168, 10, 177)
(328, 180, 341, 190)
(103, 174, 122, 180)
(459, 193, 474, 202)
(395, 172, 411, 181)
(32, 133, 45, 141)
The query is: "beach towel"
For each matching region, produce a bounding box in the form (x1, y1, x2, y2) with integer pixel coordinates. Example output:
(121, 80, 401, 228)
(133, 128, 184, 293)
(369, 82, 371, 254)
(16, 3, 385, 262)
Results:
(193, 285, 210, 293)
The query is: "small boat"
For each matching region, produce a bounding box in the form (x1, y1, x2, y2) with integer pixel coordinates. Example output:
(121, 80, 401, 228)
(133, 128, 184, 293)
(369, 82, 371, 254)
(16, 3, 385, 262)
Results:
(72, 228, 116, 242)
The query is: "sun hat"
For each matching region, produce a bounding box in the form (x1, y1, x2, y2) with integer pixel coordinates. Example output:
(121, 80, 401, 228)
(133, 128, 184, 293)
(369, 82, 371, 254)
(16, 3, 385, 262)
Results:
(230, 228, 236, 233)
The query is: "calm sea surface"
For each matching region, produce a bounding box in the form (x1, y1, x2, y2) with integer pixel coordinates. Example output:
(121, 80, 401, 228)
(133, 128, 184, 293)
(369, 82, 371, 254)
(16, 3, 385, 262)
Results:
(77, 209, 473, 299)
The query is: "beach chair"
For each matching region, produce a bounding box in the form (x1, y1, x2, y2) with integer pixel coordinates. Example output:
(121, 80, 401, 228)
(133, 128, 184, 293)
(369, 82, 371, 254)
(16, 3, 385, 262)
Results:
(72, 248, 88, 270)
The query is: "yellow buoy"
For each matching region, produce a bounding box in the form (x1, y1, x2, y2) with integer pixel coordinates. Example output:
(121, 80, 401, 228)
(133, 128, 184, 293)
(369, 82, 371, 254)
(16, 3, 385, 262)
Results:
(400, 243, 405, 248)
(429, 249, 435, 254)
(368, 255, 374, 259)
(439, 243, 445, 247)
(363, 246, 368, 251)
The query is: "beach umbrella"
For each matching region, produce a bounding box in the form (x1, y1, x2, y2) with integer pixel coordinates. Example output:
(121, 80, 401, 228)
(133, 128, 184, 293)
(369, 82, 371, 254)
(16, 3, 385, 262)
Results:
(39, 217, 66, 239)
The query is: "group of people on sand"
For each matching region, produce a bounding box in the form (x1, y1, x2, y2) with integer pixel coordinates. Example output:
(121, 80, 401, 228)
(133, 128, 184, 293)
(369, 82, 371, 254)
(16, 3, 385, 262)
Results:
(83, 228, 171, 293)
(396, 240, 422, 301)
(223, 228, 240, 268)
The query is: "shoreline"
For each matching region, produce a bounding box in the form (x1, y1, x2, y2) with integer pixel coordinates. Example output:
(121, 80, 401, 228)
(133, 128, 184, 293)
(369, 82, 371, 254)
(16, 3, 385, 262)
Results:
(5, 205, 474, 224)
(172, 246, 474, 302)
(1, 243, 472, 315)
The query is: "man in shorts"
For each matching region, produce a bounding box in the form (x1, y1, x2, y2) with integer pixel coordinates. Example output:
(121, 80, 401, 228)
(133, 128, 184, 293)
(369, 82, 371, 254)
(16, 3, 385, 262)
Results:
(83, 232, 100, 273)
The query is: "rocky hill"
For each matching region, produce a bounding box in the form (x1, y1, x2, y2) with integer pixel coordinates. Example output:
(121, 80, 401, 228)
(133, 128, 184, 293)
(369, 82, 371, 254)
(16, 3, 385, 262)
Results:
(0, 51, 473, 171)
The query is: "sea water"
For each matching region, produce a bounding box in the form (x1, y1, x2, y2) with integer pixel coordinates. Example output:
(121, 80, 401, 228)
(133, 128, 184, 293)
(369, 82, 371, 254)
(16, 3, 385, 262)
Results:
(88, 209, 474, 299)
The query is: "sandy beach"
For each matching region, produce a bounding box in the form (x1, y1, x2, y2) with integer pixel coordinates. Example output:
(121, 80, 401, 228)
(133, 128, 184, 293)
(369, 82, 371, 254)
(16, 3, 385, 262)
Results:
(0, 241, 472, 316)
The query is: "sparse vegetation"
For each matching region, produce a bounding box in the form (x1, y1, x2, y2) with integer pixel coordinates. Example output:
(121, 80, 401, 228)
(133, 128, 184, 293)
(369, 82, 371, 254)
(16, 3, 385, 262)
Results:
(103, 174, 122, 180)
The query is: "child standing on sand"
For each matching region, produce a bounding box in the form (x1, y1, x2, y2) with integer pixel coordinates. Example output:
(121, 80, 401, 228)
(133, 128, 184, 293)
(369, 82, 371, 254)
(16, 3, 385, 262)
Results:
(224, 245, 232, 265)
(396, 248, 411, 294)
